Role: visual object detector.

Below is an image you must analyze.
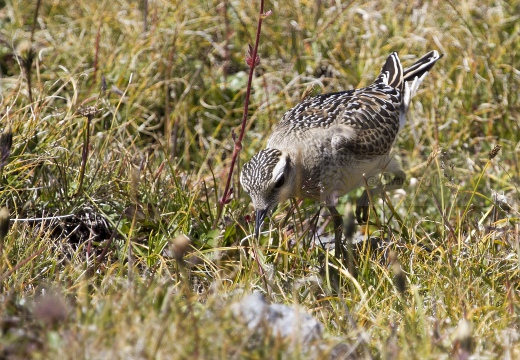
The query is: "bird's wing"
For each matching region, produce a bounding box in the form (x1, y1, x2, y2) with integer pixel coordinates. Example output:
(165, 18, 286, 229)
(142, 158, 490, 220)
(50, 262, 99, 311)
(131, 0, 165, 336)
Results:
(273, 84, 402, 158)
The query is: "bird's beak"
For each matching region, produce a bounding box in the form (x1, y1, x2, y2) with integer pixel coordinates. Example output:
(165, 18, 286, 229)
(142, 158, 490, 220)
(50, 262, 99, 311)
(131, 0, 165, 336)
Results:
(255, 209, 268, 238)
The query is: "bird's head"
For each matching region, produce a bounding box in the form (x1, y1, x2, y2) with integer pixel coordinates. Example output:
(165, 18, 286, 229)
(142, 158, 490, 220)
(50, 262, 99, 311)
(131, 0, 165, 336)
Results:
(240, 148, 295, 237)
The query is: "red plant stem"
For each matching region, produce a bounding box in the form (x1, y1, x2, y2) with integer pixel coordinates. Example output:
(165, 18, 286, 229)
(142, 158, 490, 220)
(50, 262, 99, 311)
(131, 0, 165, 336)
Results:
(215, 0, 266, 226)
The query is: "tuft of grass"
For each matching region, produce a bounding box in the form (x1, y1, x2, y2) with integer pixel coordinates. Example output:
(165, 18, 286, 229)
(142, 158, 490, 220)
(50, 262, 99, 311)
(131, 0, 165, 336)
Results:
(0, 0, 519, 358)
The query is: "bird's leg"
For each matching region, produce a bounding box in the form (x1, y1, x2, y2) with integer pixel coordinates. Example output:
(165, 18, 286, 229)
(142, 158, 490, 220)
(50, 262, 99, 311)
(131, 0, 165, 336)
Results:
(327, 205, 344, 259)
(356, 158, 406, 223)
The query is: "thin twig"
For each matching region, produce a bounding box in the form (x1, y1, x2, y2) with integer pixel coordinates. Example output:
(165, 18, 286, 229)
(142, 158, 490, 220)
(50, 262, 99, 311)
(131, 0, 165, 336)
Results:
(26, 0, 43, 105)
(215, 0, 270, 226)
(76, 115, 91, 196)
(222, 0, 231, 78)
(0, 246, 46, 283)
(10, 214, 76, 222)
(142, 0, 148, 33)
(92, 22, 101, 88)
(165, 27, 179, 157)
(30, 0, 42, 42)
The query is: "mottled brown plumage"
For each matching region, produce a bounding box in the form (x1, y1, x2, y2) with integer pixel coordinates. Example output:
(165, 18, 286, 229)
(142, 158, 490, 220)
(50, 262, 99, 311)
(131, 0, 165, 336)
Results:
(240, 51, 442, 248)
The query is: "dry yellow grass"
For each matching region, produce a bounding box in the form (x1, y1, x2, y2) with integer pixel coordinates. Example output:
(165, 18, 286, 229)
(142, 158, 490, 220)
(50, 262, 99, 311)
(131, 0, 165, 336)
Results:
(0, 0, 519, 358)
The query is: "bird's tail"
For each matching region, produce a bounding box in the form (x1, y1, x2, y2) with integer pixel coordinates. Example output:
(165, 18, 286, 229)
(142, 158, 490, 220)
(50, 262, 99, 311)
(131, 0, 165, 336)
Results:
(399, 50, 443, 130)
(403, 50, 443, 83)
(374, 52, 404, 90)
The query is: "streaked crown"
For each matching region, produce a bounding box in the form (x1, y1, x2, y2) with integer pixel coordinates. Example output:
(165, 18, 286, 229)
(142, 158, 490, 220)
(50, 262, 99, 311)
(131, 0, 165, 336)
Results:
(240, 148, 292, 211)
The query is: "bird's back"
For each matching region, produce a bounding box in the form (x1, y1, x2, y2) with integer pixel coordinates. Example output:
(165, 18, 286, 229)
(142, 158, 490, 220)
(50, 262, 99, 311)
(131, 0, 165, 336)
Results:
(267, 53, 404, 160)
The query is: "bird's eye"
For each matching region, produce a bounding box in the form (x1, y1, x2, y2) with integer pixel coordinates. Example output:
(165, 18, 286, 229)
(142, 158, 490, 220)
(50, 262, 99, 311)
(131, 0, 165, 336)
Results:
(273, 174, 285, 189)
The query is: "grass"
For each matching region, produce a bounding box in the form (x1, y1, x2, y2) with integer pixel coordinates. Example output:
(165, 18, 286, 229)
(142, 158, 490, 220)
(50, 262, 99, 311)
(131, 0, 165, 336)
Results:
(0, 0, 519, 358)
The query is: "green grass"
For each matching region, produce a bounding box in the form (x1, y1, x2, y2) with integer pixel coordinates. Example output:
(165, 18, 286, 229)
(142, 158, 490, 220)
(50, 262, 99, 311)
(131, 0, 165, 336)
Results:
(1, 0, 519, 358)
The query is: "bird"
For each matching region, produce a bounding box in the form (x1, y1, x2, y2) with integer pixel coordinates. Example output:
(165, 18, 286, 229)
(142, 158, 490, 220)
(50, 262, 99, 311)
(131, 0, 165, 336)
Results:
(240, 50, 442, 253)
